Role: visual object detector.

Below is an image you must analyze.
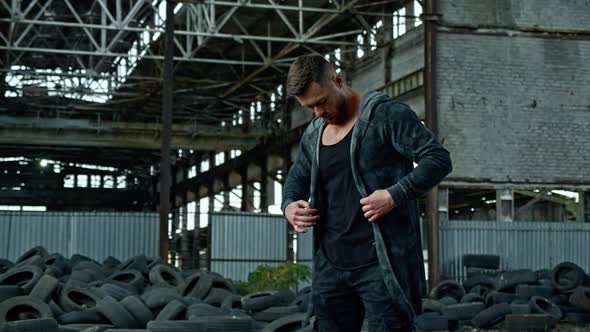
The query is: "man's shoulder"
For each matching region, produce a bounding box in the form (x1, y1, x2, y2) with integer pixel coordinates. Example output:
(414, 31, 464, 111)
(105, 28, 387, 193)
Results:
(302, 117, 323, 138)
(370, 98, 418, 123)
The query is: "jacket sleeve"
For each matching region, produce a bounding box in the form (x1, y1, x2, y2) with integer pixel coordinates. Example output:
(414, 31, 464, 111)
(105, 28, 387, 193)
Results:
(385, 104, 453, 206)
(281, 138, 312, 216)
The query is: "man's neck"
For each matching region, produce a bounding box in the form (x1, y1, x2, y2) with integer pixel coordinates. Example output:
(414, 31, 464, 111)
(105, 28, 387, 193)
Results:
(333, 90, 362, 129)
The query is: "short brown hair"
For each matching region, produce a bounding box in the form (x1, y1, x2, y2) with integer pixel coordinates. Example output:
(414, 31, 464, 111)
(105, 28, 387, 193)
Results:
(286, 54, 335, 96)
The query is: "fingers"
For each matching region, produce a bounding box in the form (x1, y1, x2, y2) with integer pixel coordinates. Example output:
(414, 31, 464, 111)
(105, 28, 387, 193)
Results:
(361, 204, 372, 212)
(295, 207, 318, 216)
(364, 209, 376, 220)
(293, 225, 308, 233)
(298, 200, 311, 209)
(359, 197, 369, 205)
(368, 213, 380, 223)
(294, 215, 319, 228)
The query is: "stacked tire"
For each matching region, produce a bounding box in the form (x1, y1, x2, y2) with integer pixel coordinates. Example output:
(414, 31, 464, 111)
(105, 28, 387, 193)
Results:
(0, 246, 313, 332)
(417, 259, 590, 331)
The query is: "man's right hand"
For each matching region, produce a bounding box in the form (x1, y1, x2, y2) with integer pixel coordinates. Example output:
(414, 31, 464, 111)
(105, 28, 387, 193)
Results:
(285, 200, 319, 233)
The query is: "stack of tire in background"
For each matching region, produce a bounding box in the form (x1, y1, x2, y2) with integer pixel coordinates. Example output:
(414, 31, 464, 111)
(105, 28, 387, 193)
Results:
(417, 254, 590, 331)
(0, 246, 313, 332)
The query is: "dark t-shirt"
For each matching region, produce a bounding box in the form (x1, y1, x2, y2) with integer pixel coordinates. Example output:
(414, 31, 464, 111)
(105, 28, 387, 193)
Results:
(318, 127, 378, 270)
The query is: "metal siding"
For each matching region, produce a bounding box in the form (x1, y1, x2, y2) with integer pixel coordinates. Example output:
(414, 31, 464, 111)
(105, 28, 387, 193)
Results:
(296, 229, 314, 262)
(0, 212, 11, 259)
(8, 212, 71, 261)
(440, 221, 590, 281)
(0, 211, 158, 262)
(210, 212, 287, 282)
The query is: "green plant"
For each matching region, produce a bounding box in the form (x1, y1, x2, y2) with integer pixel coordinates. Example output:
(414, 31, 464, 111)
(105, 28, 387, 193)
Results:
(233, 262, 311, 295)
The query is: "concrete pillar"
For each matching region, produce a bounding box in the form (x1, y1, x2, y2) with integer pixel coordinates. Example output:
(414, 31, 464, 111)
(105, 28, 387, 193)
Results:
(382, 5, 394, 85)
(496, 189, 514, 222)
(222, 173, 231, 210)
(405, 1, 416, 29)
(207, 182, 215, 271)
(240, 167, 255, 212)
(579, 191, 590, 223)
(259, 159, 269, 213)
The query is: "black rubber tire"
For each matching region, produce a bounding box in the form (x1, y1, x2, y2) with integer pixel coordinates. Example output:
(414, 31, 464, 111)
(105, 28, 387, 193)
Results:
(148, 265, 183, 289)
(181, 272, 213, 300)
(0, 295, 53, 322)
(155, 299, 186, 321)
(69, 254, 92, 267)
(565, 312, 590, 326)
(102, 256, 121, 268)
(535, 268, 551, 280)
(485, 291, 516, 306)
(0, 286, 24, 303)
(495, 269, 537, 292)
(252, 305, 301, 322)
(528, 296, 562, 320)
(431, 280, 465, 302)
(72, 261, 102, 275)
(185, 303, 225, 319)
(462, 275, 495, 292)
(0, 265, 43, 293)
(108, 270, 145, 292)
(146, 256, 167, 270)
(551, 262, 586, 293)
(510, 303, 531, 314)
(147, 320, 206, 332)
(438, 296, 458, 306)
(48, 300, 65, 317)
(56, 310, 105, 324)
(297, 286, 311, 295)
(45, 254, 70, 275)
(96, 296, 138, 329)
(289, 293, 310, 312)
(69, 269, 103, 284)
(469, 284, 493, 299)
(5, 318, 58, 332)
(116, 255, 147, 274)
(221, 294, 243, 310)
(261, 312, 306, 332)
(462, 254, 500, 270)
(0, 259, 14, 274)
(471, 303, 511, 328)
(17, 246, 49, 264)
(569, 286, 590, 312)
(120, 296, 153, 327)
(58, 287, 103, 312)
(441, 303, 485, 320)
(30, 274, 59, 302)
(141, 288, 184, 310)
(242, 291, 284, 312)
(99, 283, 135, 301)
(59, 323, 114, 331)
(515, 284, 555, 300)
(422, 299, 444, 313)
(460, 293, 484, 304)
(276, 288, 296, 304)
(209, 274, 238, 295)
(190, 315, 255, 331)
(415, 313, 449, 331)
(504, 314, 555, 331)
(204, 288, 234, 307)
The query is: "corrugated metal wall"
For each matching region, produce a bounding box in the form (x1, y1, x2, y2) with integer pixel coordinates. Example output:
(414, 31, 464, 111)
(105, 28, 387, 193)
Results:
(210, 212, 288, 282)
(296, 229, 314, 288)
(440, 220, 590, 281)
(0, 211, 158, 262)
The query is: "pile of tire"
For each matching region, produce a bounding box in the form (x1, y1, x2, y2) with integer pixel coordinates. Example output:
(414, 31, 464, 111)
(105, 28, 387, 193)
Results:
(417, 260, 590, 331)
(0, 246, 313, 332)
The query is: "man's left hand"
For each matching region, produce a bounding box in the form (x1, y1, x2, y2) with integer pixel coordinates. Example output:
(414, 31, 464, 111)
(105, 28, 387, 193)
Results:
(360, 190, 395, 222)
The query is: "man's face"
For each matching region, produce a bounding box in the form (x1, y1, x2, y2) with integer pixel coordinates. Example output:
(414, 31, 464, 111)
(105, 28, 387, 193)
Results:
(295, 76, 346, 125)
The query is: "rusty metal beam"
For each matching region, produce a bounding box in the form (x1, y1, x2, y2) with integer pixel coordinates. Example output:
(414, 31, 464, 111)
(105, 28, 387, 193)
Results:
(159, 0, 175, 260)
